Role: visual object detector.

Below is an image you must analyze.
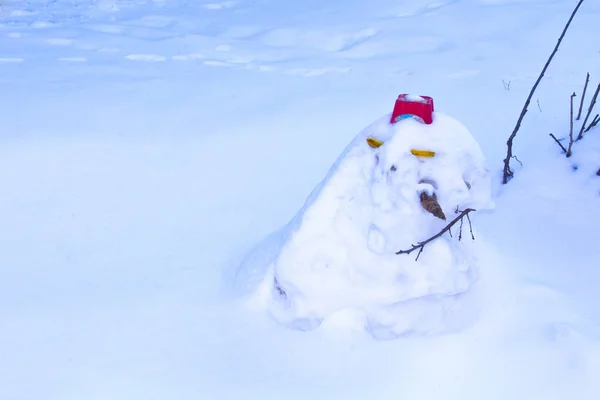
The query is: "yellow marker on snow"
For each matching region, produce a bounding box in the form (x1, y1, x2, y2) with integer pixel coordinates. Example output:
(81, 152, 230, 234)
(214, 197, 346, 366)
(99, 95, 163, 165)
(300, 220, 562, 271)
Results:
(410, 149, 436, 158)
(366, 137, 383, 148)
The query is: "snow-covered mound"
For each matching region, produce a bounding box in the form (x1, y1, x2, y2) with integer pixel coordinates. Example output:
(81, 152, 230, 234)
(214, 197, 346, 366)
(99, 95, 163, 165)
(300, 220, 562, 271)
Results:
(237, 111, 494, 339)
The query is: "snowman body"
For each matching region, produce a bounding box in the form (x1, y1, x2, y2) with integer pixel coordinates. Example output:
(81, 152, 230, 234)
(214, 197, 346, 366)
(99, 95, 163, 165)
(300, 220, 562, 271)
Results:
(245, 111, 493, 338)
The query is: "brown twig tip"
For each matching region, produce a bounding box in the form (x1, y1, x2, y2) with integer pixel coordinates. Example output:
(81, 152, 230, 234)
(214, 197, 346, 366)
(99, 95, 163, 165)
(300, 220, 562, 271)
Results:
(577, 82, 600, 141)
(396, 208, 476, 260)
(584, 114, 599, 133)
(567, 92, 576, 157)
(550, 133, 567, 153)
(466, 212, 475, 240)
(577, 72, 590, 120)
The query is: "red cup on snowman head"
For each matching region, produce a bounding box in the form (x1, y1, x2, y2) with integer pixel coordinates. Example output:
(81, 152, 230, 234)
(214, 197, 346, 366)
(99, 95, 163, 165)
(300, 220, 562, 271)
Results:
(390, 94, 434, 125)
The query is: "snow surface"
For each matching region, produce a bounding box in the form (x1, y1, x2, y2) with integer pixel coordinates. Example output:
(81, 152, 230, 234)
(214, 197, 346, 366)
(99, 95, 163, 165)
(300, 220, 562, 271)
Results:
(404, 94, 427, 103)
(2, 0, 600, 399)
(239, 112, 494, 338)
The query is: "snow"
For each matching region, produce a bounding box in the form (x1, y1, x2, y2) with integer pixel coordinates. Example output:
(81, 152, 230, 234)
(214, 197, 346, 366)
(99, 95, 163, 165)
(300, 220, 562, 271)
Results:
(239, 112, 494, 338)
(2, 0, 600, 399)
(404, 94, 427, 102)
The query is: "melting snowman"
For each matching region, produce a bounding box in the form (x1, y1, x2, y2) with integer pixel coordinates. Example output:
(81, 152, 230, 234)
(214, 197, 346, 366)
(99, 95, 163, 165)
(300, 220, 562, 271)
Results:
(237, 95, 494, 339)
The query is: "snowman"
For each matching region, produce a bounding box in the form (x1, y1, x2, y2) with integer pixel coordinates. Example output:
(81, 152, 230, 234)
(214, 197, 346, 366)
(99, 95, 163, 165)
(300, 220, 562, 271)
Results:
(240, 94, 494, 339)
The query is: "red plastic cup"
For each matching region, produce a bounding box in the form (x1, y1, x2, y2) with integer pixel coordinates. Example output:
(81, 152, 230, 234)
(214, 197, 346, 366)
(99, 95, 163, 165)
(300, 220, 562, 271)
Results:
(390, 94, 434, 125)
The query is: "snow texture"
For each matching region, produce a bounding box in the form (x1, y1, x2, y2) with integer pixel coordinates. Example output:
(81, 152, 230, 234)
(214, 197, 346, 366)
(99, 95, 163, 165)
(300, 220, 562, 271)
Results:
(405, 94, 427, 102)
(3, 0, 600, 398)
(240, 112, 494, 338)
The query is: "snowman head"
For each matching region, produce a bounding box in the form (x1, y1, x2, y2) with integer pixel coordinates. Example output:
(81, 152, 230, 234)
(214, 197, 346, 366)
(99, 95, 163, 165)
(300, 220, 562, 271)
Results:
(373, 113, 493, 217)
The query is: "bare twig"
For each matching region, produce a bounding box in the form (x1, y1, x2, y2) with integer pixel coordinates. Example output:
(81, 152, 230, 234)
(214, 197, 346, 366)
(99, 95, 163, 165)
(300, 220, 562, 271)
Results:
(577, 72, 590, 120)
(537, 99, 543, 112)
(397, 208, 476, 260)
(502, 0, 585, 184)
(567, 92, 576, 157)
(577, 82, 600, 140)
(584, 114, 599, 132)
(550, 133, 568, 153)
(512, 155, 523, 166)
(466, 213, 475, 240)
(503, 80, 511, 91)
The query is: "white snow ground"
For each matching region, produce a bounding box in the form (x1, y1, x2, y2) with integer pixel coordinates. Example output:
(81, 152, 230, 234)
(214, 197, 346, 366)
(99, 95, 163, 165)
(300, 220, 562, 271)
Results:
(1, 0, 600, 399)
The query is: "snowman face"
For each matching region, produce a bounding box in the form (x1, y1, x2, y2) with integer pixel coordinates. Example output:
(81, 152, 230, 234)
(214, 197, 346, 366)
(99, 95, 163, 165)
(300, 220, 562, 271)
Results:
(370, 114, 492, 215)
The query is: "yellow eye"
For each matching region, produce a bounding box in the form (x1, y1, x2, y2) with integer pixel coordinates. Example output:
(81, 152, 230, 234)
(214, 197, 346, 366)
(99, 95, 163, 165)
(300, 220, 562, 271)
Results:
(366, 137, 383, 148)
(410, 149, 436, 158)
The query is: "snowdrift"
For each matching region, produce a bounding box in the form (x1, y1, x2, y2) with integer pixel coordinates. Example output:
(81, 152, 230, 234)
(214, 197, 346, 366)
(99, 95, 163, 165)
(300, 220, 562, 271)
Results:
(236, 110, 494, 339)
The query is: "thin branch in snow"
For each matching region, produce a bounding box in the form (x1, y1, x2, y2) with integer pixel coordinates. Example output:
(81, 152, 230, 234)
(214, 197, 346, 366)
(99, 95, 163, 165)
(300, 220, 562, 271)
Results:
(396, 208, 476, 260)
(466, 212, 475, 240)
(584, 114, 599, 133)
(577, 72, 590, 120)
(567, 92, 576, 157)
(502, 0, 585, 184)
(577, 82, 600, 140)
(550, 133, 568, 153)
(512, 155, 523, 167)
(537, 99, 543, 112)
